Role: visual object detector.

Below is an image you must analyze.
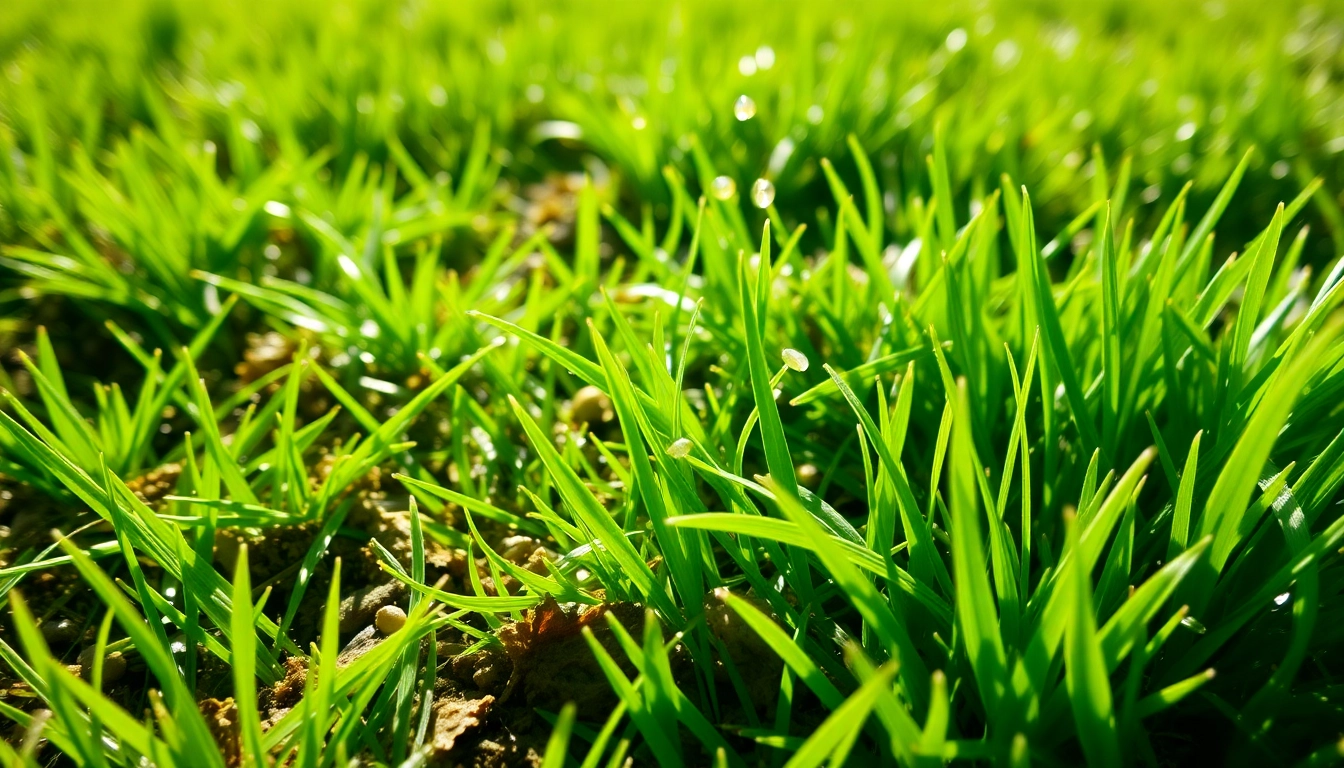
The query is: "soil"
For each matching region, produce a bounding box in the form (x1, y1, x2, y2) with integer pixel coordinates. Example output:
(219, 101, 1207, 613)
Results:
(418, 598, 645, 767)
(0, 328, 818, 768)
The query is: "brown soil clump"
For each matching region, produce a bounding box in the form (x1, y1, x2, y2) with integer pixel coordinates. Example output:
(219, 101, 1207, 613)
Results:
(125, 463, 183, 507)
(431, 694, 496, 755)
(200, 697, 242, 767)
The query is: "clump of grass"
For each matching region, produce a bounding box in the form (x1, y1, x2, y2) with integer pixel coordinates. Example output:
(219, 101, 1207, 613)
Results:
(4, 2, 1344, 767)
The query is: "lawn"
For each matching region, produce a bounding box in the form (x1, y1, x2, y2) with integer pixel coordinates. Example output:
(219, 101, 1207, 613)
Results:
(2, 0, 1344, 765)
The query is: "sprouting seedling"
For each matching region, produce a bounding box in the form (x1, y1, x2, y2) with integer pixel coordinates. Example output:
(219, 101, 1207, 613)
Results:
(782, 348, 810, 372)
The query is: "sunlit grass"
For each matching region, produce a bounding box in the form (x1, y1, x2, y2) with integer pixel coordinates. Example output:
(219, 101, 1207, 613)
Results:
(3, 1, 1344, 766)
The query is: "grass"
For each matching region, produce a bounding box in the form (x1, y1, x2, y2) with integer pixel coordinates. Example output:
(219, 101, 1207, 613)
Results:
(3, 0, 1344, 765)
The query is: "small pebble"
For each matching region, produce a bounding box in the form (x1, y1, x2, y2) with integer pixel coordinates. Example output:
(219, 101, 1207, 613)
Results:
(376, 605, 407, 635)
(570, 385, 613, 425)
(501, 535, 540, 562)
(41, 618, 80, 646)
(797, 463, 820, 488)
(338, 580, 406, 633)
(77, 648, 126, 684)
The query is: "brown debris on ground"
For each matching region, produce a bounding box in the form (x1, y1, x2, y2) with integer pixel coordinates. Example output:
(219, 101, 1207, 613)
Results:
(338, 581, 406, 633)
(495, 597, 639, 712)
(431, 694, 496, 754)
(260, 656, 308, 727)
(214, 521, 319, 583)
(235, 332, 295, 384)
(125, 463, 182, 507)
(336, 625, 384, 668)
(420, 598, 646, 767)
(0, 483, 72, 556)
(212, 489, 427, 645)
(706, 592, 785, 712)
(200, 697, 241, 767)
(0, 408, 679, 768)
(515, 172, 588, 244)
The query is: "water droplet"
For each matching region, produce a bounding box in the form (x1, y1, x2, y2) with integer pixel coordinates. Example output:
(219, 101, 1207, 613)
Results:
(1274, 591, 1291, 606)
(754, 45, 776, 70)
(632, 116, 647, 131)
(666, 438, 694, 458)
(751, 178, 776, 209)
(1179, 615, 1207, 634)
(782, 348, 810, 372)
(711, 176, 736, 200)
(946, 28, 968, 52)
(734, 95, 757, 121)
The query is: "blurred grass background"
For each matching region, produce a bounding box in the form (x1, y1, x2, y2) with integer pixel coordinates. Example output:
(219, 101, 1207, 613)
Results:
(4, 0, 1344, 260)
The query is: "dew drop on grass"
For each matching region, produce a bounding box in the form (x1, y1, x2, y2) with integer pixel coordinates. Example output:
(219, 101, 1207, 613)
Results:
(1179, 615, 1207, 634)
(711, 175, 736, 200)
(782, 348, 809, 372)
(751, 178, 775, 208)
(734, 94, 757, 121)
(754, 45, 776, 70)
(946, 28, 968, 52)
(666, 437, 694, 458)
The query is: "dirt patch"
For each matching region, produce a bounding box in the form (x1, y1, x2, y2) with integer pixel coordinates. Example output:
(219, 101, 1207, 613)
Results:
(336, 625, 385, 667)
(200, 697, 241, 767)
(420, 598, 646, 767)
(260, 656, 308, 727)
(234, 332, 294, 384)
(125, 463, 183, 507)
(497, 597, 641, 713)
(706, 592, 785, 713)
(338, 581, 406, 633)
(432, 694, 496, 754)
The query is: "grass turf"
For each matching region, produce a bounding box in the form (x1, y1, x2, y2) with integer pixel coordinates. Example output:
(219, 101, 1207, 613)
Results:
(3, 0, 1344, 765)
